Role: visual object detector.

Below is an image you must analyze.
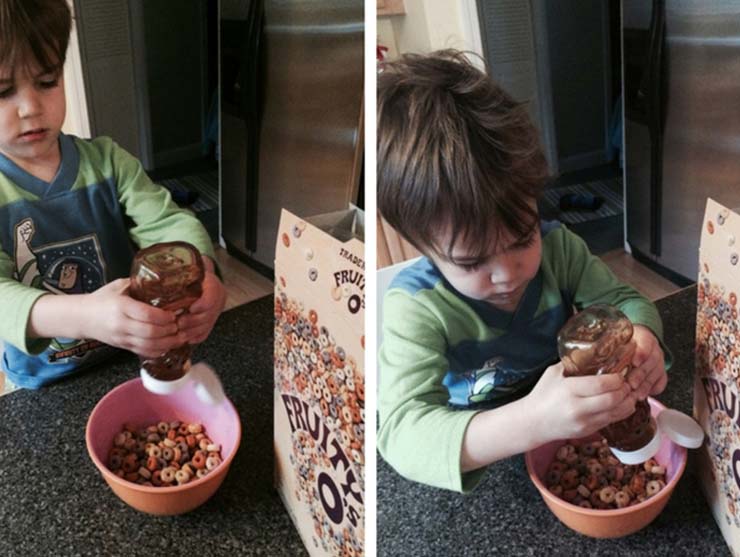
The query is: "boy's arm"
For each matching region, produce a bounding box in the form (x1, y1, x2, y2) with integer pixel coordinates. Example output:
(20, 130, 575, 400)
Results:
(111, 141, 215, 261)
(555, 226, 671, 368)
(0, 248, 50, 354)
(378, 289, 485, 492)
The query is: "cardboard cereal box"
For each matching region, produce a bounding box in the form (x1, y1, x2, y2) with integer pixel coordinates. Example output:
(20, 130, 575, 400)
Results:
(695, 198, 740, 555)
(274, 208, 365, 557)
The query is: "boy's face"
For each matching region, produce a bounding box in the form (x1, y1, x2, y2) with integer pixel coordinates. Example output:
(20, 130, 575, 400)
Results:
(428, 222, 542, 313)
(0, 61, 66, 169)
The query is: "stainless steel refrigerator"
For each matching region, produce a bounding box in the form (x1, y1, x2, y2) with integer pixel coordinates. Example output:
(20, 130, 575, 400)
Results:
(624, 0, 740, 284)
(221, 0, 364, 274)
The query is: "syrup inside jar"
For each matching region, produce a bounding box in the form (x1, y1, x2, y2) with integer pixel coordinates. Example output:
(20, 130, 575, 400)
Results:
(558, 305, 657, 453)
(129, 241, 204, 381)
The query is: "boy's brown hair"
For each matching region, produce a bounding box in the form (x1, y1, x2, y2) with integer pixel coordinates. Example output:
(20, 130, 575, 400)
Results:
(0, 0, 72, 75)
(377, 49, 549, 262)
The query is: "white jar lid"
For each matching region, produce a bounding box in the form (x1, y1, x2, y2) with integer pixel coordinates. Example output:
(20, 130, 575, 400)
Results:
(609, 428, 662, 465)
(140, 367, 191, 394)
(140, 362, 225, 406)
(657, 408, 704, 449)
(190, 362, 226, 406)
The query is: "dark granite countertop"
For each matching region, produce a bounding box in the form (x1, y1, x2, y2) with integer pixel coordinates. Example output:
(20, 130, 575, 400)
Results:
(0, 295, 309, 557)
(377, 285, 732, 557)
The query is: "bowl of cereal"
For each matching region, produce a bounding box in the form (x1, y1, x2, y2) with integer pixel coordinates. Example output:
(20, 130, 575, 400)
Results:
(86, 376, 241, 515)
(525, 398, 690, 538)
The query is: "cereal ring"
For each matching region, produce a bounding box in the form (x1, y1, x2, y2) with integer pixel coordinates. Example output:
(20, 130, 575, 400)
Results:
(114, 432, 127, 447)
(309, 310, 318, 324)
(138, 467, 152, 480)
(109, 454, 122, 470)
(160, 467, 176, 484)
(545, 470, 561, 485)
(184, 435, 196, 449)
(320, 399, 329, 416)
(327, 376, 338, 394)
(309, 268, 318, 281)
(192, 450, 207, 469)
(356, 381, 365, 402)
(282, 233, 290, 247)
(599, 486, 617, 504)
(708, 221, 715, 234)
(122, 453, 138, 473)
(646, 480, 662, 497)
(146, 455, 159, 471)
(615, 490, 630, 508)
(187, 423, 203, 434)
(206, 455, 222, 470)
(351, 407, 361, 424)
(577, 485, 591, 498)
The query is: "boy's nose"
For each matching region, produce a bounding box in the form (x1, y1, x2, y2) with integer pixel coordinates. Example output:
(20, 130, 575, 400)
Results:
(17, 91, 43, 119)
(489, 265, 516, 285)
(488, 256, 518, 284)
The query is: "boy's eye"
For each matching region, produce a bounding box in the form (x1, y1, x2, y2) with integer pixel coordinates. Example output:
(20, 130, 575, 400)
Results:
(458, 262, 481, 272)
(38, 77, 59, 89)
(0, 87, 13, 99)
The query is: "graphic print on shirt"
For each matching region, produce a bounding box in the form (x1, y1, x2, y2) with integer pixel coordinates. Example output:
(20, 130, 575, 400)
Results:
(444, 355, 542, 407)
(12, 217, 107, 362)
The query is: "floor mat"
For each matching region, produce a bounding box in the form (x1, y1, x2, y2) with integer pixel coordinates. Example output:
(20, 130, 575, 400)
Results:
(158, 170, 219, 241)
(159, 170, 219, 213)
(541, 177, 623, 224)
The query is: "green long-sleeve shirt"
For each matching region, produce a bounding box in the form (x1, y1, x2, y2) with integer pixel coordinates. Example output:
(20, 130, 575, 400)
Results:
(378, 221, 670, 492)
(0, 133, 214, 388)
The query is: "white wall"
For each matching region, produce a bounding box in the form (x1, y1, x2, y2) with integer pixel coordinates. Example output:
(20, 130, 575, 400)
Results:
(378, 0, 484, 64)
(62, 0, 91, 138)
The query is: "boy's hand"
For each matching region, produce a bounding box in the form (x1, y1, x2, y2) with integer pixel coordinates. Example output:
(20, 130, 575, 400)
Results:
(176, 264, 226, 345)
(625, 325, 667, 400)
(83, 278, 184, 358)
(527, 362, 636, 444)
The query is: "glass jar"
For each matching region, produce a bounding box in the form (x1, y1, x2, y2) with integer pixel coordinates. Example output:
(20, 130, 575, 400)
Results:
(129, 241, 204, 382)
(558, 304, 660, 463)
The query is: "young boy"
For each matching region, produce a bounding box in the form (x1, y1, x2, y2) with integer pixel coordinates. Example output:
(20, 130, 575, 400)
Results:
(0, 0, 226, 389)
(377, 50, 670, 492)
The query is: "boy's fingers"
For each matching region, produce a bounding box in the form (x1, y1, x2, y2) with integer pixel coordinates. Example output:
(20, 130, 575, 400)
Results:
(123, 300, 176, 325)
(650, 372, 668, 395)
(573, 382, 631, 415)
(177, 311, 212, 330)
(625, 367, 646, 391)
(567, 373, 625, 397)
(590, 393, 637, 426)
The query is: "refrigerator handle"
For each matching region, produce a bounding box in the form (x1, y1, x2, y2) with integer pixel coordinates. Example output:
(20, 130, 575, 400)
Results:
(646, 0, 665, 256)
(239, 0, 264, 252)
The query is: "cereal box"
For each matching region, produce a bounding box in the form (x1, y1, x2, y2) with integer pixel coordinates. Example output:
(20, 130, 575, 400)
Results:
(274, 208, 365, 557)
(694, 198, 740, 554)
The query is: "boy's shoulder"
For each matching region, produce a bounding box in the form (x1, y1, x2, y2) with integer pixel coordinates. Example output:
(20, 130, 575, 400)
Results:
(69, 135, 117, 160)
(387, 256, 442, 297)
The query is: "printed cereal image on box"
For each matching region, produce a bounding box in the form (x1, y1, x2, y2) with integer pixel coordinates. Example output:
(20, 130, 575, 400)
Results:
(695, 198, 740, 554)
(274, 208, 365, 557)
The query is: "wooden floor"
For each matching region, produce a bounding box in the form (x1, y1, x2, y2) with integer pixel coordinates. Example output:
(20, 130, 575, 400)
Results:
(599, 249, 681, 301)
(214, 245, 273, 310)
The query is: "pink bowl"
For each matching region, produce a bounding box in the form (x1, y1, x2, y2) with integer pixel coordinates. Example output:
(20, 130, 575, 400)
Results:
(525, 398, 687, 538)
(86, 377, 241, 515)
